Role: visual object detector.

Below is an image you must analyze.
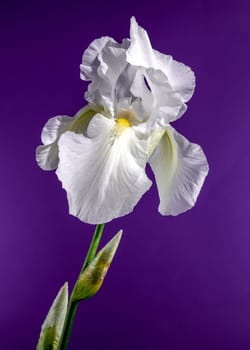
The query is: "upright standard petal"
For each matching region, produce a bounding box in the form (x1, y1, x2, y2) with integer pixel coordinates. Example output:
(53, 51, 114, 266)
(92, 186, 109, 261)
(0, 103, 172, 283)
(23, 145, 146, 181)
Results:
(127, 17, 156, 69)
(127, 17, 195, 111)
(144, 68, 187, 127)
(56, 114, 152, 224)
(85, 44, 128, 113)
(80, 37, 116, 81)
(126, 18, 191, 126)
(153, 50, 195, 102)
(149, 126, 209, 216)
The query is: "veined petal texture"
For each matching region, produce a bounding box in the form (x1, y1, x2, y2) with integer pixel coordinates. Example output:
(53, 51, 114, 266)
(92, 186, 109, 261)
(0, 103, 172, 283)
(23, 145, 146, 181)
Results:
(149, 127, 209, 215)
(56, 114, 152, 224)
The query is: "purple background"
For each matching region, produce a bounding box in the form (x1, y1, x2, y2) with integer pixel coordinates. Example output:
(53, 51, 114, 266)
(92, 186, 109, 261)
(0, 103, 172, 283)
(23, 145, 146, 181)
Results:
(1, 0, 250, 349)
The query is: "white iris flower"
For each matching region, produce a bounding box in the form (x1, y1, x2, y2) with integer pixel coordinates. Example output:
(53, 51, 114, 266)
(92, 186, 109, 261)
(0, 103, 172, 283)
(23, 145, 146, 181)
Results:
(36, 17, 209, 224)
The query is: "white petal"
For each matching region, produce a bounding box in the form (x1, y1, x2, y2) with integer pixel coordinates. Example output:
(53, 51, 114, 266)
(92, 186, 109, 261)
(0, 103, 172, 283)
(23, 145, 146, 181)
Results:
(127, 17, 195, 105)
(41, 115, 73, 145)
(144, 68, 187, 127)
(36, 115, 73, 171)
(37, 108, 94, 171)
(127, 17, 156, 68)
(130, 70, 154, 114)
(80, 36, 116, 81)
(81, 25, 152, 116)
(85, 44, 128, 114)
(98, 46, 127, 83)
(154, 51, 195, 102)
(56, 113, 152, 224)
(115, 65, 136, 101)
(149, 126, 209, 215)
(85, 79, 115, 114)
(36, 143, 59, 171)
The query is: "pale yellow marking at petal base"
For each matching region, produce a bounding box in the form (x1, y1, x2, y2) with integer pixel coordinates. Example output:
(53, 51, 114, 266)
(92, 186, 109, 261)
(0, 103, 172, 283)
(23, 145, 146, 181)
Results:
(164, 129, 178, 165)
(148, 129, 165, 157)
(68, 108, 97, 134)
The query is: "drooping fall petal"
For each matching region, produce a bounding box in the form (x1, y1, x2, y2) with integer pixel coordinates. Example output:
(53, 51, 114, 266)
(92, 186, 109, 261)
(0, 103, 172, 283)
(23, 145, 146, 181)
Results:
(149, 126, 209, 215)
(36, 108, 96, 171)
(56, 114, 152, 224)
(36, 116, 73, 171)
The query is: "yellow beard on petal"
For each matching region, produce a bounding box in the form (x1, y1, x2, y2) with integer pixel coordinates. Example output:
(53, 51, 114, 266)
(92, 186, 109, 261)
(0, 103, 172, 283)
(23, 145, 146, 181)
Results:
(113, 116, 131, 140)
(115, 107, 139, 135)
(115, 110, 132, 134)
(117, 117, 131, 128)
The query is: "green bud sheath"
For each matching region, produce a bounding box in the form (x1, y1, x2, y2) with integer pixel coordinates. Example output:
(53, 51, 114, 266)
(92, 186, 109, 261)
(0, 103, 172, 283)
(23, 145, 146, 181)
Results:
(71, 230, 122, 302)
(36, 283, 68, 350)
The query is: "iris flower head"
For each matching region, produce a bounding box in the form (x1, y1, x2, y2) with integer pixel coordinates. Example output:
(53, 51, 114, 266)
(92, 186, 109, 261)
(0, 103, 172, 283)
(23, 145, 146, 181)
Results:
(36, 17, 209, 224)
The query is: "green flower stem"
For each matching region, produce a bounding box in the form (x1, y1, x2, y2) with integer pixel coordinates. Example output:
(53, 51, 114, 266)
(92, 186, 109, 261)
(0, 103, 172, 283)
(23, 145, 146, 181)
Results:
(80, 224, 105, 273)
(59, 300, 78, 350)
(59, 224, 105, 350)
